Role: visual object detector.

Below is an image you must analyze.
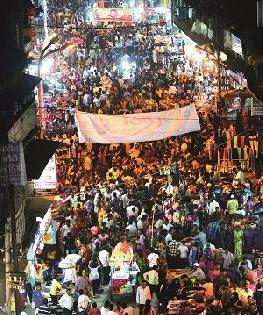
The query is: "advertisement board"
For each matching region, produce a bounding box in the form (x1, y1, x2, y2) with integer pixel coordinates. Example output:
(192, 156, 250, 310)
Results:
(251, 100, 263, 116)
(33, 154, 57, 190)
(232, 35, 243, 57)
(224, 32, 243, 58)
(94, 8, 133, 22)
(0, 143, 27, 186)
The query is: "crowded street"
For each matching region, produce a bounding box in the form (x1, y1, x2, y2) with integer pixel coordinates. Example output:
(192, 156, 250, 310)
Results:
(16, 0, 263, 314)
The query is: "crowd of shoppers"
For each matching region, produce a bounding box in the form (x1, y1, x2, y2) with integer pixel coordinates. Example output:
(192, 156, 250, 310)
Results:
(25, 2, 263, 315)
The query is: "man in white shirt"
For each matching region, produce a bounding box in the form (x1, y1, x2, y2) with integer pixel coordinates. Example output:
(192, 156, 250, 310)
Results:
(222, 250, 235, 270)
(61, 220, 71, 238)
(99, 247, 110, 267)
(165, 183, 174, 195)
(99, 246, 111, 285)
(177, 242, 189, 268)
(136, 281, 151, 314)
(147, 251, 159, 268)
(111, 187, 121, 200)
(120, 192, 129, 209)
(137, 217, 144, 231)
(208, 198, 220, 215)
(155, 218, 163, 230)
(100, 300, 111, 315)
(127, 204, 139, 218)
(165, 228, 174, 245)
(126, 221, 138, 238)
(163, 218, 173, 231)
(78, 289, 91, 315)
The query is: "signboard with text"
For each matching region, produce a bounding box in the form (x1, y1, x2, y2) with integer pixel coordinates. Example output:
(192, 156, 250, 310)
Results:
(251, 100, 263, 116)
(94, 8, 133, 23)
(0, 143, 26, 186)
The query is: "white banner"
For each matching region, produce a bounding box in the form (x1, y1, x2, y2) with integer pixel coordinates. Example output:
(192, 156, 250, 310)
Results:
(76, 104, 200, 144)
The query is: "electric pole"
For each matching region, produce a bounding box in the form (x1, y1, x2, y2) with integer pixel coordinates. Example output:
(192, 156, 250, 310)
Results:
(10, 184, 20, 315)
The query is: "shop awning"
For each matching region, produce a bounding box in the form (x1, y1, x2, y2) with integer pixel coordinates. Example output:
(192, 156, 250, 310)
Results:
(23, 139, 60, 179)
(14, 73, 41, 102)
(219, 88, 255, 99)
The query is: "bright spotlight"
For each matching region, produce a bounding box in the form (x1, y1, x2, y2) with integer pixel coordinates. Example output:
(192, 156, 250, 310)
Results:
(40, 58, 53, 75)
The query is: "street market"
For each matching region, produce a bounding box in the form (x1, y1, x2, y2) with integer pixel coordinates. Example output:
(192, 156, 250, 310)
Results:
(11, 0, 263, 314)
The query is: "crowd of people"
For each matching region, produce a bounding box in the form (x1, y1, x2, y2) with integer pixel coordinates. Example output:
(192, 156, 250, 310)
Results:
(40, 2, 260, 191)
(42, 5, 222, 135)
(27, 166, 263, 315)
(25, 1, 263, 315)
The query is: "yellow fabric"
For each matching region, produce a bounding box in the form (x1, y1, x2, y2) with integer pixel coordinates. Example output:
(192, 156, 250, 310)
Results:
(143, 270, 159, 285)
(50, 279, 62, 295)
(227, 199, 239, 214)
(202, 282, 214, 298)
(10, 297, 16, 312)
(98, 208, 106, 227)
(236, 287, 253, 306)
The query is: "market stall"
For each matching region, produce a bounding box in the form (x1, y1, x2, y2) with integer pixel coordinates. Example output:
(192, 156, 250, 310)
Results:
(26, 194, 71, 286)
(110, 241, 139, 300)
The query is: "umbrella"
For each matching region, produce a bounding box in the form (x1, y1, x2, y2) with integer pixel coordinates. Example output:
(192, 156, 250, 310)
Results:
(58, 254, 81, 269)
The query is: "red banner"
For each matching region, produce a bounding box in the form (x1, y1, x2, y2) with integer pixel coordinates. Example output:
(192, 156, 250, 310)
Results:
(94, 8, 133, 22)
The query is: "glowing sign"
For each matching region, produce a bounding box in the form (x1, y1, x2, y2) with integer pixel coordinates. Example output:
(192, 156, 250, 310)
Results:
(94, 8, 133, 22)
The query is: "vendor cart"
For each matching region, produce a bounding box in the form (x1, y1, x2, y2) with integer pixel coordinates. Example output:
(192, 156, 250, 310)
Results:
(109, 241, 139, 301)
(110, 263, 138, 302)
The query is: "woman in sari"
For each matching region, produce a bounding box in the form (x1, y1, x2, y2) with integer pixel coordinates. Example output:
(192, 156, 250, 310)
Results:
(234, 227, 244, 262)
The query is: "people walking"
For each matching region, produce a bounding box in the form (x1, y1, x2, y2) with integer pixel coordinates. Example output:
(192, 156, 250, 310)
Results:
(78, 289, 91, 315)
